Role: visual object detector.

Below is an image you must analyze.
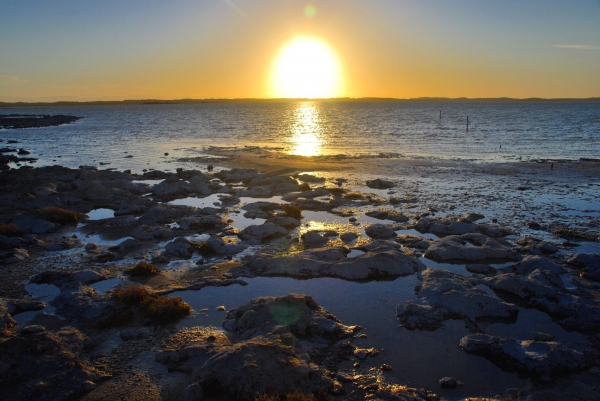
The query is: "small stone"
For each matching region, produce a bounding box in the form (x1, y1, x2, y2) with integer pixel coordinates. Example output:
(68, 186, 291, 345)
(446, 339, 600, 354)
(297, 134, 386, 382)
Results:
(85, 243, 98, 251)
(439, 377, 459, 389)
(216, 305, 226, 311)
(380, 364, 393, 371)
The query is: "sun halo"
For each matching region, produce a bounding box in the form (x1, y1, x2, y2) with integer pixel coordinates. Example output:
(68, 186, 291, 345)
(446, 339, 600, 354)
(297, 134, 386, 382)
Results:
(271, 37, 341, 99)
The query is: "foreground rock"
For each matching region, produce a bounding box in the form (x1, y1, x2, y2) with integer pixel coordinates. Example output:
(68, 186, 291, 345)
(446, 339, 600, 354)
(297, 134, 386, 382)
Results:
(156, 295, 358, 399)
(397, 269, 519, 330)
(425, 233, 521, 262)
(460, 333, 591, 378)
(567, 253, 600, 281)
(0, 327, 107, 401)
(415, 217, 512, 238)
(237, 222, 288, 245)
(231, 243, 426, 281)
(365, 209, 409, 222)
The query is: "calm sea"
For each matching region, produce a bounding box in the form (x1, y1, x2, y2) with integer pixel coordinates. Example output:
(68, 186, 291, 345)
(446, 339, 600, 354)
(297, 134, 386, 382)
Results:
(1, 101, 599, 171)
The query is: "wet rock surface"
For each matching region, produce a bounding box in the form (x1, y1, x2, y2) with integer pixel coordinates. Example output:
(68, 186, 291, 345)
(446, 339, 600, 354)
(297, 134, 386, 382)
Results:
(156, 294, 358, 399)
(424, 233, 521, 262)
(0, 159, 600, 400)
(232, 244, 425, 281)
(460, 333, 592, 378)
(397, 269, 519, 330)
(0, 327, 107, 401)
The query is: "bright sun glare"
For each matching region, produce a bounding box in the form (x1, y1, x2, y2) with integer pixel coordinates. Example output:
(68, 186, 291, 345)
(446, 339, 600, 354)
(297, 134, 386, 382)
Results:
(272, 37, 341, 98)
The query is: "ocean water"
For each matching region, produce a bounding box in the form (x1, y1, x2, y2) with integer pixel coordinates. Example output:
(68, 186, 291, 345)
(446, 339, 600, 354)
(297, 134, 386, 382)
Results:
(1, 101, 599, 171)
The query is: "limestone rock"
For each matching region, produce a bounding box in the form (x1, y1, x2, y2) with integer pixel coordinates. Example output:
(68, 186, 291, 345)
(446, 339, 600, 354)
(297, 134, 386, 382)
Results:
(365, 224, 397, 239)
(460, 333, 590, 377)
(425, 233, 521, 262)
(237, 223, 287, 245)
(397, 269, 519, 330)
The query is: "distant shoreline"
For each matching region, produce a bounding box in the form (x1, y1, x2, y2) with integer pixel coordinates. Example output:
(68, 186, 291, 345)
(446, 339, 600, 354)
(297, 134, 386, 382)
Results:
(1, 96, 600, 108)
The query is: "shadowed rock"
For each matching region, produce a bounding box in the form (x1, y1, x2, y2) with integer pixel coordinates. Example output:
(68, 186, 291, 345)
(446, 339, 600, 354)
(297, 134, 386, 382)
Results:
(0, 327, 107, 401)
(237, 223, 288, 245)
(156, 294, 358, 400)
(397, 269, 519, 330)
(424, 233, 521, 262)
(232, 244, 425, 281)
(460, 333, 591, 377)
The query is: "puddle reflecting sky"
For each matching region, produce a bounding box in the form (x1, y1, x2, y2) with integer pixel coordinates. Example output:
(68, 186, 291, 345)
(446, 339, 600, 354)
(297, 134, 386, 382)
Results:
(174, 275, 528, 397)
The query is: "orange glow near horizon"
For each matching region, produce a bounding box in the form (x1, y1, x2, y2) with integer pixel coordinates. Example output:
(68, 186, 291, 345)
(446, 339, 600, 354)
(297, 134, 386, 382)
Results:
(271, 37, 342, 98)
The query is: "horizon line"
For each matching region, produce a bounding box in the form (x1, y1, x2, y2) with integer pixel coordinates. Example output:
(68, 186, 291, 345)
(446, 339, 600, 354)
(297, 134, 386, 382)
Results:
(1, 96, 600, 107)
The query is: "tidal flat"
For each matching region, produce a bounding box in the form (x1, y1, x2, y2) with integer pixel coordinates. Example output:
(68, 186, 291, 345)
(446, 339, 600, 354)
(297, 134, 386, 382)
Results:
(1, 144, 600, 401)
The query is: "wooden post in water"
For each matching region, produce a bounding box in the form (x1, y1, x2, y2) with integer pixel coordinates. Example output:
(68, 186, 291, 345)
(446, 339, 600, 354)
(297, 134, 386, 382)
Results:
(466, 116, 469, 132)
(439, 110, 441, 120)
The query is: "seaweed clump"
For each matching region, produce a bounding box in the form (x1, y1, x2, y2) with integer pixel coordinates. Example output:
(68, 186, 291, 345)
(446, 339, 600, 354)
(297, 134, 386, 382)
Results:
(284, 204, 303, 220)
(0, 223, 23, 237)
(37, 206, 79, 225)
(126, 261, 159, 276)
(111, 285, 191, 324)
(554, 229, 592, 240)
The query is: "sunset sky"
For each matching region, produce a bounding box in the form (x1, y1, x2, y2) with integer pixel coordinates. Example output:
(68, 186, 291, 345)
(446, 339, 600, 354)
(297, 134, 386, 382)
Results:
(1, 0, 599, 101)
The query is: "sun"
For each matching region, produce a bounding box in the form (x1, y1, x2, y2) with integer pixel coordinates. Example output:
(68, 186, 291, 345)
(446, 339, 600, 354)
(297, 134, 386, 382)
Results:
(272, 37, 342, 98)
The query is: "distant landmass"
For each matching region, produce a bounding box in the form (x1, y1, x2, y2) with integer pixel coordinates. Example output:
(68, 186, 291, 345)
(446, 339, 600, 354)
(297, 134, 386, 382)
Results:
(1, 97, 599, 108)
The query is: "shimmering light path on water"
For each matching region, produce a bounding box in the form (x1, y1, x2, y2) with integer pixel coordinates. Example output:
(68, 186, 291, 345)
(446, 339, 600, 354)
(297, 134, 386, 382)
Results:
(1, 101, 598, 171)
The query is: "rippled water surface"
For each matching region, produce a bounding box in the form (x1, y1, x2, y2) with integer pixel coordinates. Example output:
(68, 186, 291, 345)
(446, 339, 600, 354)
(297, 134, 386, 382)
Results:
(1, 101, 598, 171)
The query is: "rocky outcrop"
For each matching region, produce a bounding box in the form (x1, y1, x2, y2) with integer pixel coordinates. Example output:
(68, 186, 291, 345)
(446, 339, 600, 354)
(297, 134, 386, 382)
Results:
(206, 236, 246, 255)
(1, 298, 46, 334)
(237, 223, 288, 245)
(365, 224, 397, 239)
(365, 210, 409, 222)
(366, 178, 395, 189)
(424, 233, 521, 262)
(460, 333, 591, 378)
(415, 217, 512, 238)
(483, 272, 562, 300)
(0, 327, 107, 401)
(231, 244, 425, 281)
(164, 237, 196, 259)
(567, 253, 600, 281)
(156, 295, 358, 399)
(397, 269, 519, 330)
(301, 231, 330, 248)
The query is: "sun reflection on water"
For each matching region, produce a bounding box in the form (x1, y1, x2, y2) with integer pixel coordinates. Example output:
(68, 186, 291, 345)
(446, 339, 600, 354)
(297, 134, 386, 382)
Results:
(288, 103, 325, 156)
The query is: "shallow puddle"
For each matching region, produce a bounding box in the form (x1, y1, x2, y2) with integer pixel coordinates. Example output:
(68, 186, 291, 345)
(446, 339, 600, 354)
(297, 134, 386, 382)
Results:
(87, 208, 116, 220)
(12, 282, 61, 326)
(90, 277, 125, 294)
(227, 212, 266, 230)
(132, 179, 164, 186)
(396, 228, 438, 240)
(169, 194, 224, 208)
(173, 275, 528, 398)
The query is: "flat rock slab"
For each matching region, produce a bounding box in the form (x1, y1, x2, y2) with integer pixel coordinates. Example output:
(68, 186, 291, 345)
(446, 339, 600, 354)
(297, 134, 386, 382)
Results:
(397, 269, 519, 330)
(460, 333, 591, 377)
(415, 217, 512, 238)
(156, 294, 358, 399)
(232, 244, 425, 281)
(425, 233, 521, 262)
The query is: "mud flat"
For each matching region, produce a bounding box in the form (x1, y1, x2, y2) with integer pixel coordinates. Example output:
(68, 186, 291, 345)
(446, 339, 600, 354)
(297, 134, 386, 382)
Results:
(1, 150, 600, 400)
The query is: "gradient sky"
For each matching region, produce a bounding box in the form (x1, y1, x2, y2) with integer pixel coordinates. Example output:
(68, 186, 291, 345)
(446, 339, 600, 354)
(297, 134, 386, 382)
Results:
(1, 0, 599, 101)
